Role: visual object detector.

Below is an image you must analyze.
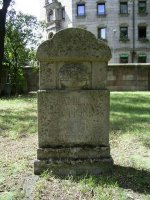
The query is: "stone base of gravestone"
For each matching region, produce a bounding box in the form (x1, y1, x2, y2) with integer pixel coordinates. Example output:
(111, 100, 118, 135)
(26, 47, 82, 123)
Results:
(34, 159, 113, 176)
(34, 90, 113, 176)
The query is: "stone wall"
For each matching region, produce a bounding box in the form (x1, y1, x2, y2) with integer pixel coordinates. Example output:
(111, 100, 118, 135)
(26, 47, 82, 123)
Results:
(107, 64, 150, 91)
(23, 66, 39, 92)
(24, 64, 150, 92)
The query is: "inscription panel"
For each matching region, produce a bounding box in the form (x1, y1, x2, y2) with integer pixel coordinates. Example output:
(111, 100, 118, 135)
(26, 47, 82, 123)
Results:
(57, 62, 91, 89)
(38, 90, 109, 147)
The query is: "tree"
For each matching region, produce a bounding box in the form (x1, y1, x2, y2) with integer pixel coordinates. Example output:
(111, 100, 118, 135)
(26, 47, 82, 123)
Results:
(0, 0, 12, 94)
(0, 0, 12, 67)
(5, 9, 43, 93)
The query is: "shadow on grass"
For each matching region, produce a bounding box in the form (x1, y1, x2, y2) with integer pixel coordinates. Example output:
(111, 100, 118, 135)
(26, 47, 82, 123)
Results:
(71, 165, 150, 195)
(111, 165, 150, 194)
(0, 108, 37, 126)
(0, 109, 37, 121)
(110, 93, 150, 135)
(0, 104, 37, 138)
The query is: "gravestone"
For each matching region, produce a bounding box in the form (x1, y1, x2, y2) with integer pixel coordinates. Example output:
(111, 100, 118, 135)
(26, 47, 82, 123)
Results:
(34, 28, 113, 176)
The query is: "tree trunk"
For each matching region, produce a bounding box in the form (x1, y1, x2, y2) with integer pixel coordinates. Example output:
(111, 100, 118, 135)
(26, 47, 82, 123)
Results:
(0, 9, 6, 67)
(0, 0, 12, 94)
(0, 9, 7, 94)
(0, 0, 12, 65)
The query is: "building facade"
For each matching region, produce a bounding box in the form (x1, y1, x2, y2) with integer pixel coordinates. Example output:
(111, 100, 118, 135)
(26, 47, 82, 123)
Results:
(44, 0, 150, 63)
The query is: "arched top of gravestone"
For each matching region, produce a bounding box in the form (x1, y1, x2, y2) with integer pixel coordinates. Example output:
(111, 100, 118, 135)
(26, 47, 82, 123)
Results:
(37, 28, 111, 62)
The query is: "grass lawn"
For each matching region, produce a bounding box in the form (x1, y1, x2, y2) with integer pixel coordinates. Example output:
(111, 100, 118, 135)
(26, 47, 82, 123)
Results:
(0, 92, 150, 200)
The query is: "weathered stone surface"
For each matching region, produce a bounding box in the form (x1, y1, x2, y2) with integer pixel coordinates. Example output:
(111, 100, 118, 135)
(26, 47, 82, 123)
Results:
(58, 63, 91, 90)
(39, 61, 107, 90)
(37, 28, 111, 62)
(34, 158, 113, 176)
(39, 61, 93, 90)
(92, 62, 107, 89)
(34, 28, 113, 176)
(37, 146, 110, 160)
(38, 90, 109, 147)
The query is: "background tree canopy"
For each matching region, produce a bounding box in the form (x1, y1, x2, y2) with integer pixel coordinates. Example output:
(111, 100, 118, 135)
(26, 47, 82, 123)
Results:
(0, 0, 45, 94)
(5, 8, 43, 93)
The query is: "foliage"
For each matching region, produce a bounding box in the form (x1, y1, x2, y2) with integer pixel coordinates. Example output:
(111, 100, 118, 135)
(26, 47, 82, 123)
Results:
(4, 8, 43, 93)
(110, 92, 150, 137)
(0, 0, 12, 66)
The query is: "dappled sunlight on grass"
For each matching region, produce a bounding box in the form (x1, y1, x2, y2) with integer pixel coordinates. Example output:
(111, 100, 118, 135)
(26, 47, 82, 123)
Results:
(0, 94, 37, 139)
(110, 92, 150, 137)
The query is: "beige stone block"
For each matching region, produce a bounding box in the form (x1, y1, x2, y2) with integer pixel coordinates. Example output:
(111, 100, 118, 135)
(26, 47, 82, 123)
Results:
(107, 71, 116, 81)
(38, 90, 110, 148)
(40, 62, 57, 90)
(92, 62, 107, 89)
(123, 74, 134, 81)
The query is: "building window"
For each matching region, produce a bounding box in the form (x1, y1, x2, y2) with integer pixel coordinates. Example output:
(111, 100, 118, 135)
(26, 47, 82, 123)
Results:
(138, 0, 147, 14)
(47, 10, 53, 22)
(120, 54, 128, 63)
(98, 27, 106, 40)
(77, 4, 85, 16)
(97, 3, 106, 15)
(48, 32, 54, 40)
(120, 2, 128, 14)
(138, 54, 147, 63)
(138, 26, 146, 39)
(120, 27, 128, 40)
(62, 7, 65, 19)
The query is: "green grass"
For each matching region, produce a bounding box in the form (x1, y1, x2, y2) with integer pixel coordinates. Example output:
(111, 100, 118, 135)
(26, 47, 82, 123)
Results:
(0, 94, 37, 139)
(0, 92, 150, 200)
(110, 92, 150, 137)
